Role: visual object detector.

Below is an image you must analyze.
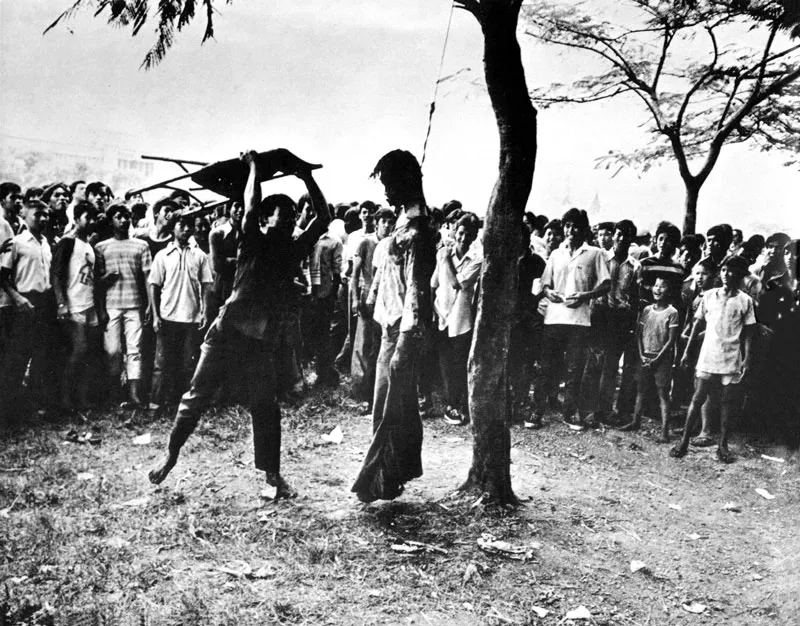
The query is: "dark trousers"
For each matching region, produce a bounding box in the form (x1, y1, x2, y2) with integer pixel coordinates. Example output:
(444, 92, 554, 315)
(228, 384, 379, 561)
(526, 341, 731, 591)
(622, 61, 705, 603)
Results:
(167, 321, 281, 475)
(308, 294, 337, 384)
(0, 294, 57, 413)
(152, 320, 198, 405)
(509, 313, 544, 421)
(437, 329, 472, 414)
(351, 312, 381, 402)
(580, 309, 637, 417)
(352, 322, 424, 500)
(533, 324, 589, 419)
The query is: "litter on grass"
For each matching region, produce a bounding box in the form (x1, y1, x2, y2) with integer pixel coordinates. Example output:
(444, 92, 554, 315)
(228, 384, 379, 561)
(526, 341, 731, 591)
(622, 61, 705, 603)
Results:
(477, 533, 539, 561)
(321, 425, 344, 444)
(391, 540, 448, 555)
(132, 433, 151, 445)
(755, 488, 776, 500)
(682, 602, 707, 614)
(563, 605, 593, 621)
(630, 560, 647, 573)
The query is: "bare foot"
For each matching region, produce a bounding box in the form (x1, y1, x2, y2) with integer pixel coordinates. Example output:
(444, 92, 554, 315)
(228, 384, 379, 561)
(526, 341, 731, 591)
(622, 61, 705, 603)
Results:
(669, 445, 687, 459)
(655, 432, 670, 444)
(618, 420, 640, 432)
(148, 452, 178, 485)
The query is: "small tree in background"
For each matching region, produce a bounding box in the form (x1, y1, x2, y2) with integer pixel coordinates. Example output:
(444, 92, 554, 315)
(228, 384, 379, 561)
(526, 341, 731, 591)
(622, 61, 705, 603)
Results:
(524, 0, 800, 233)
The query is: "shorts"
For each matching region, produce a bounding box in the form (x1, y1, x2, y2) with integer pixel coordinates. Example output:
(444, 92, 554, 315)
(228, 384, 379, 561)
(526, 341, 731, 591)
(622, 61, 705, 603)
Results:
(69, 306, 99, 328)
(696, 370, 743, 386)
(637, 357, 672, 389)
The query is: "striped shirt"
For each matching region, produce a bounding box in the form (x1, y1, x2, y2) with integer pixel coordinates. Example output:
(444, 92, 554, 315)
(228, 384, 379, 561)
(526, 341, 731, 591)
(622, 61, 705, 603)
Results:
(95, 237, 152, 310)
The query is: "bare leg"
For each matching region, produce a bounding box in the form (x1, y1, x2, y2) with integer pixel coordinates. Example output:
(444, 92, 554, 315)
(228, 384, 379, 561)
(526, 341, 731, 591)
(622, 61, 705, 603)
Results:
(266, 472, 297, 499)
(671, 378, 711, 458)
(655, 385, 671, 443)
(148, 451, 179, 484)
(716, 384, 739, 463)
(619, 376, 645, 431)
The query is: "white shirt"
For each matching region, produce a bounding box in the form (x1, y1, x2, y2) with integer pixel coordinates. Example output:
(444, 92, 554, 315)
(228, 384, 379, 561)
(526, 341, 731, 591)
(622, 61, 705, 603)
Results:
(433, 247, 482, 337)
(149, 241, 213, 323)
(0, 230, 52, 295)
(695, 288, 756, 375)
(66, 238, 95, 313)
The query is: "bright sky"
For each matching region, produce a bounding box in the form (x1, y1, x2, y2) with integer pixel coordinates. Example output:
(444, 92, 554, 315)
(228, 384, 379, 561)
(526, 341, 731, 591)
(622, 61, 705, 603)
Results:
(1, 0, 798, 235)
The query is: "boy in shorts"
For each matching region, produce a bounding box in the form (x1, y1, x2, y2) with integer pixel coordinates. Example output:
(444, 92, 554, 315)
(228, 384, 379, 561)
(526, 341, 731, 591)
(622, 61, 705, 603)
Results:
(620, 277, 679, 441)
(670, 256, 756, 463)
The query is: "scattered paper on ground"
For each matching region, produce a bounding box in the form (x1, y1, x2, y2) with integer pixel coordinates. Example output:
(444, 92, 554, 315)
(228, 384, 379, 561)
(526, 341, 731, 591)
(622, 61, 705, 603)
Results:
(531, 606, 549, 618)
(722, 502, 741, 512)
(755, 488, 775, 500)
(76, 472, 95, 481)
(682, 602, 707, 614)
(630, 560, 647, 573)
(668, 503, 682, 510)
(321, 425, 343, 444)
(118, 496, 149, 508)
(477, 533, 539, 561)
(564, 605, 592, 620)
(391, 540, 448, 555)
(760, 454, 785, 463)
(132, 433, 151, 445)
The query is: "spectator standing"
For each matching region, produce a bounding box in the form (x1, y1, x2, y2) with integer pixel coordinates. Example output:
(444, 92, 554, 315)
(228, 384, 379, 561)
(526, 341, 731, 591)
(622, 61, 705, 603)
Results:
(95, 204, 152, 407)
(308, 224, 343, 386)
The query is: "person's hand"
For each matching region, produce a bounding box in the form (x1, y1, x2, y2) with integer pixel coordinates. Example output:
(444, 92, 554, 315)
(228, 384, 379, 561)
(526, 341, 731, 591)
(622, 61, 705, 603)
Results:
(56, 303, 69, 321)
(565, 291, 584, 308)
(680, 353, 690, 370)
(14, 296, 34, 314)
(198, 312, 207, 331)
(98, 309, 109, 329)
(0, 239, 12, 255)
(152, 315, 161, 333)
(240, 150, 258, 166)
(546, 289, 564, 304)
(143, 307, 152, 327)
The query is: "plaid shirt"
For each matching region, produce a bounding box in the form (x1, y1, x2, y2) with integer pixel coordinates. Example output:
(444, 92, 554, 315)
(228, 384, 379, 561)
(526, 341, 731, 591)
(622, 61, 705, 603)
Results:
(95, 237, 152, 310)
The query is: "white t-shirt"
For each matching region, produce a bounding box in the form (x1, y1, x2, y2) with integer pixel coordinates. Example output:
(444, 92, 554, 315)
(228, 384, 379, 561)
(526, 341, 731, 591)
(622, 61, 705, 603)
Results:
(695, 288, 756, 374)
(66, 238, 95, 313)
(0, 215, 15, 308)
(541, 242, 610, 327)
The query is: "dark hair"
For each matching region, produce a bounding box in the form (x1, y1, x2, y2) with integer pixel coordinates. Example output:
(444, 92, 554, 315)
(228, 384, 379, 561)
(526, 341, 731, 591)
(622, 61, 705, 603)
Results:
(168, 189, 191, 203)
(73, 200, 96, 221)
(69, 180, 86, 195)
(430, 208, 444, 226)
(534, 215, 548, 231)
(441, 200, 462, 218)
(343, 207, 362, 234)
(176, 213, 195, 229)
(706, 224, 733, 250)
(721, 255, 749, 276)
(106, 203, 130, 220)
(0, 182, 21, 201)
(153, 197, 179, 216)
(544, 218, 562, 234)
(765, 232, 791, 249)
(375, 207, 396, 223)
(614, 219, 636, 240)
(524, 212, 536, 226)
(456, 213, 481, 239)
(85, 182, 107, 197)
(597, 221, 615, 233)
(359, 200, 378, 213)
(655, 221, 681, 247)
(24, 187, 44, 202)
(561, 208, 589, 233)
(130, 202, 148, 219)
(23, 199, 48, 213)
(371, 150, 423, 201)
(262, 194, 296, 218)
(42, 183, 68, 203)
(696, 257, 717, 272)
(446, 209, 464, 225)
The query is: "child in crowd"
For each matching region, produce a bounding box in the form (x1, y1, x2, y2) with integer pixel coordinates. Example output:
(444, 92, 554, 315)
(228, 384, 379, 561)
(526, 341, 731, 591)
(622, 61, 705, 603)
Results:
(620, 277, 679, 442)
(671, 256, 756, 463)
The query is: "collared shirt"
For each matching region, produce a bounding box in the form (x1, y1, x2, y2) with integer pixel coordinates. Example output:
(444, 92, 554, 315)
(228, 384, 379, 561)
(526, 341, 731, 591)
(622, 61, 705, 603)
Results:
(1, 230, 52, 297)
(541, 241, 610, 327)
(149, 241, 213, 323)
(371, 215, 435, 333)
(309, 232, 343, 299)
(434, 246, 482, 337)
(0, 215, 15, 307)
(695, 287, 756, 374)
(95, 237, 152, 310)
(603, 254, 639, 311)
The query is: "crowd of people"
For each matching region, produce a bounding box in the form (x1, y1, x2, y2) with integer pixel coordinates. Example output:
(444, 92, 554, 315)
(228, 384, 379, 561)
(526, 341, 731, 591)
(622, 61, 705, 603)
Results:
(1, 151, 799, 500)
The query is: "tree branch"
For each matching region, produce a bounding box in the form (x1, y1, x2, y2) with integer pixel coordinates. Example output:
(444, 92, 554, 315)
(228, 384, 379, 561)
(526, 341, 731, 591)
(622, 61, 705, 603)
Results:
(676, 27, 719, 132)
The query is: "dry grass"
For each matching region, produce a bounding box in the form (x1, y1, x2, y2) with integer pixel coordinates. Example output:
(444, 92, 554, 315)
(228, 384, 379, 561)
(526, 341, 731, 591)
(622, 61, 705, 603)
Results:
(1, 384, 798, 625)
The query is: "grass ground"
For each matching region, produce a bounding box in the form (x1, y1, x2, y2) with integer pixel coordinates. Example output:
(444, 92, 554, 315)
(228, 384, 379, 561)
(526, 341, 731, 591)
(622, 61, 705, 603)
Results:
(1, 384, 798, 626)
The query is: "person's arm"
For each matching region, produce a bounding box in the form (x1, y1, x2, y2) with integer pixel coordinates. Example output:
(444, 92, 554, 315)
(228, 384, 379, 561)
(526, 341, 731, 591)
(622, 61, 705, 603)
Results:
(241, 150, 262, 238)
(51, 237, 74, 320)
(0, 242, 33, 313)
(637, 315, 648, 366)
(652, 324, 679, 366)
(740, 324, 755, 378)
(350, 254, 364, 307)
(148, 283, 162, 332)
(198, 254, 214, 329)
(440, 248, 461, 290)
(680, 318, 705, 368)
(294, 171, 332, 257)
(209, 227, 235, 275)
(139, 247, 152, 324)
(566, 278, 611, 309)
(541, 258, 563, 303)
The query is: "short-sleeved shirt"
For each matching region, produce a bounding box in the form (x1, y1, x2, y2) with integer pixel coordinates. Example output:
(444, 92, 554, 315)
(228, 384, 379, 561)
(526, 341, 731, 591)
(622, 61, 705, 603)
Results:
(434, 247, 482, 337)
(639, 304, 679, 357)
(355, 235, 379, 291)
(695, 288, 756, 374)
(0, 216, 16, 307)
(604, 254, 640, 311)
(149, 241, 213, 323)
(95, 237, 152, 310)
(66, 238, 95, 313)
(541, 241, 610, 327)
(0, 230, 52, 297)
(309, 232, 343, 299)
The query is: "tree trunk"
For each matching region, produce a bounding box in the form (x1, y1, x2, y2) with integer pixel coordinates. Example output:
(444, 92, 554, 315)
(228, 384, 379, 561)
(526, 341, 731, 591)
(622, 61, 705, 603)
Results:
(683, 183, 700, 235)
(460, 0, 537, 505)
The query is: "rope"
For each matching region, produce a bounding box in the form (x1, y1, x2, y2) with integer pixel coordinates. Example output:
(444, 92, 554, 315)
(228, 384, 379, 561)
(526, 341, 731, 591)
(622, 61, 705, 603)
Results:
(421, 1, 456, 168)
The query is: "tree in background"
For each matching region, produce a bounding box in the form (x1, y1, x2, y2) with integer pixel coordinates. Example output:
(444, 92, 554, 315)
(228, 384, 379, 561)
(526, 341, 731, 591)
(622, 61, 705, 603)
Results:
(524, 0, 800, 233)
(48, 0, 538, 505)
